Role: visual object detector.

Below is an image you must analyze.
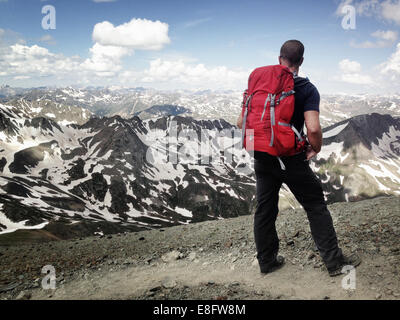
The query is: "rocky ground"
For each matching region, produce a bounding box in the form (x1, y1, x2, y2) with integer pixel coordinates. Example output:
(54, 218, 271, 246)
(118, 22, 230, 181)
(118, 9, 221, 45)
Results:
(0, 196, 399, 300)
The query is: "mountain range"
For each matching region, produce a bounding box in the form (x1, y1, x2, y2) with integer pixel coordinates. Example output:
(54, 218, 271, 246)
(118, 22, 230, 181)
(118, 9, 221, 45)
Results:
(0, 87, 399, 240)
(2, 86, 400, 126)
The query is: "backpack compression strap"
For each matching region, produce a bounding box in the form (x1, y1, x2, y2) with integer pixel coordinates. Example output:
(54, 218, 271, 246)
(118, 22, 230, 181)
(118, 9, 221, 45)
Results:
(241, 93, 253, 148)
(269, 90, 295, 148)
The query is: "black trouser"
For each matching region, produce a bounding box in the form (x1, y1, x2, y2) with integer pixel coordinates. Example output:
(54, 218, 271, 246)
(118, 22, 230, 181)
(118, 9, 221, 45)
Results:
(253, 151, 343, 270)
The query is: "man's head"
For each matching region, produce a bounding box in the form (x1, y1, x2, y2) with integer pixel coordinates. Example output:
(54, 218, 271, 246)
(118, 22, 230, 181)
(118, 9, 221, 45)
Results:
(279, 40, 304, 70)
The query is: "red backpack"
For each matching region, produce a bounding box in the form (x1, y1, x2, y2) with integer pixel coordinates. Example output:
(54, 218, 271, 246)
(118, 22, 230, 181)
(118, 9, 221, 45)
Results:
(241, 64, 307, 168)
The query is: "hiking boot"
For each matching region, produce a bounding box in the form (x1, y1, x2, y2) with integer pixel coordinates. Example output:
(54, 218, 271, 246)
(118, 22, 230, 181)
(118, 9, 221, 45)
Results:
(260, 255, 285, 274)
(327, 253, 361, 277)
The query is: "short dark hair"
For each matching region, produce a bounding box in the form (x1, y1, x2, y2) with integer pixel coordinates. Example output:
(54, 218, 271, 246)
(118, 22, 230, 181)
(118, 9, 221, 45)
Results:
(280, 40, 304, 67)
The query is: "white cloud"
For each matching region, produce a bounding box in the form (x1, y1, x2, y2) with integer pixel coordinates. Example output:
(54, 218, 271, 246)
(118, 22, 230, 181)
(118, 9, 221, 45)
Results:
(141, 58, 248, 90)
(351, 40, 387, 48)
(351, 29, 398, 48)
(381, 0, 400, 25)
(81, 17, 171, 78)
(340, 73, 373, 84)
(338, 59, 373, 84)
(372, 29, 398, 41)
(39, 34, 53, 42)
(92, 18, 170, 50)
(39, 34, 56, 45)
(336, 0, 381, 16)
(0, 39, 248, 90)
(13, 75, 30, 80)
(339, 59, 362, 73)
(81, 43, 132, 76)
(381, 42, 400, 75)
(355, 0, 381, 16)
(0, 43, 81, 77)
(336, 0, 400, 24)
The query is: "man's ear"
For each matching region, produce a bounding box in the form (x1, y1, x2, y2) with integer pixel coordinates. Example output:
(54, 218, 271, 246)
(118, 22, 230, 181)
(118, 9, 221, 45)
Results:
(299, 57, 304, 67)
(278, 56, 282, 65)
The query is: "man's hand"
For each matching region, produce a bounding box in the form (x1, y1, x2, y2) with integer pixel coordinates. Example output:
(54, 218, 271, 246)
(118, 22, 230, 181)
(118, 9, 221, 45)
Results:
(305, 145, 318, 161)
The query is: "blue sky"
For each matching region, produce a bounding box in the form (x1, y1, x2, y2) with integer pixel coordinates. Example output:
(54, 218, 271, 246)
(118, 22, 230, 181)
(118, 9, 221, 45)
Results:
(0, 0, 399, 94)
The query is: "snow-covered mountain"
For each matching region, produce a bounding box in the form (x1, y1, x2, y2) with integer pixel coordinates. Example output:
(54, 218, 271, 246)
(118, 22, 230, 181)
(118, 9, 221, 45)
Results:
(319, 94, 400, 126)
(315, 113, 400, 203)
(2, 97, 92, 126)
(2, 86, 399, 127)
(1, 95, 400, 238)
(0, 103, 255, 237)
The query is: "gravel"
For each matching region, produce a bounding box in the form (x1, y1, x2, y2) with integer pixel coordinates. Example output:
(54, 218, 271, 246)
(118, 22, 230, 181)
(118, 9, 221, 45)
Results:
(0, 195, 399, 300)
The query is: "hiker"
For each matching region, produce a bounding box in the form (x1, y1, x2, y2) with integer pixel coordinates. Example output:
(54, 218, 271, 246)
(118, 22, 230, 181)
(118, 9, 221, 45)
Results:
(237, 40, 361, 277)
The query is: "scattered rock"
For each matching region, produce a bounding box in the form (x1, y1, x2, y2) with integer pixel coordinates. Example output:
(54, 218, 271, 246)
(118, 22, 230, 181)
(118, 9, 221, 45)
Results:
(16, 291, 31, 300)
(162, 279, 177, 289)
(149, 286, 162, 292)
(255, 290, 264, 296)
(161, 250, 181, 263)
(224, 241, 233, 248)
(178, 252, 185, 259)
(307, 252, 316, 260)
(187, 252, 197, 261)
(286, 240, 295, 246)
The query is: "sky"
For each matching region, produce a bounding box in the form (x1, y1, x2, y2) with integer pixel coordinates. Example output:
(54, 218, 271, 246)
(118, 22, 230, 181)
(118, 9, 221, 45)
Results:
(0, 0, 399, 94)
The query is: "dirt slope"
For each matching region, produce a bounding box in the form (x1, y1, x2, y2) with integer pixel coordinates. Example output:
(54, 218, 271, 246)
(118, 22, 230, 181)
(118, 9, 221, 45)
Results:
(0, 196, 399, 300)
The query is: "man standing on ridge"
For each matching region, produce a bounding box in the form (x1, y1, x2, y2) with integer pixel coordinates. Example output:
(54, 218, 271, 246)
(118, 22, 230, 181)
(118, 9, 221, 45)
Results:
(237, 40, 361, 277)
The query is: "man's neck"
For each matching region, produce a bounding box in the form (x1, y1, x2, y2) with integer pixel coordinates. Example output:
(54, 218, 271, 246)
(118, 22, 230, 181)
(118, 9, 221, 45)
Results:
(280, 62, 299, 74)
(288, 66, 299, 74)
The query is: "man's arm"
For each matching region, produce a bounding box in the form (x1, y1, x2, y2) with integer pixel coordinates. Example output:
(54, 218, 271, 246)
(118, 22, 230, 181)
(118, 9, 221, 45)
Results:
(304, 110, 322, 159)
